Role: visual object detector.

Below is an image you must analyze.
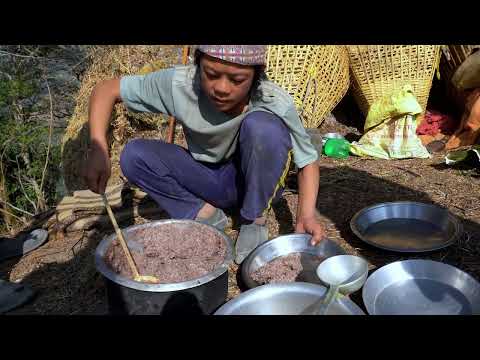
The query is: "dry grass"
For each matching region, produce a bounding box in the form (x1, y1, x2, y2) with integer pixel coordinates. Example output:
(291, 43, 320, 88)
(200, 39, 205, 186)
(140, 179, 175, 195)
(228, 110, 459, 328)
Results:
(61, 45, 184, 194)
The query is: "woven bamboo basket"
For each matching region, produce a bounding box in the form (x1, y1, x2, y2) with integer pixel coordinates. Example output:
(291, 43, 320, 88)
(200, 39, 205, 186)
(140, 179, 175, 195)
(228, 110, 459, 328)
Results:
(440, 45, 480, 82)
(266, 45, 350, 128)
(347, 45, 442, 116)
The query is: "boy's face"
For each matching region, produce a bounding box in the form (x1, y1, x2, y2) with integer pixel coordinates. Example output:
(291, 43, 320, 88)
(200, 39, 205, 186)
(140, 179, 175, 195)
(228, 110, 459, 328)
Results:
(199, 54, 255, 115)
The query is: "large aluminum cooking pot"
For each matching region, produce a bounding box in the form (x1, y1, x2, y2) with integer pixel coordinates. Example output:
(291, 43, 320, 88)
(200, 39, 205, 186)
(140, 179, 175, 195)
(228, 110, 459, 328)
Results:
(95, 219, 234, 315)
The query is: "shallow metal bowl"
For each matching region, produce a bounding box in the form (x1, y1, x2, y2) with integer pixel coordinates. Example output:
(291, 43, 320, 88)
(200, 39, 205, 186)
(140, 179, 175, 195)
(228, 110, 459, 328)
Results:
(362, 260, 480, 315)
(241, 234, 346, 289)
(214, 282, 365, 315)
(350, 201, 463, 253)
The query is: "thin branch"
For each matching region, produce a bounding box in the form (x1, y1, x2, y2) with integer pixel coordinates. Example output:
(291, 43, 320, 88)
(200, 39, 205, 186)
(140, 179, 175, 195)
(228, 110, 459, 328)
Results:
(19, 176, 38, 212)
(15, 156, 37, 212)
(0, 207, 27, 224)
(0, 198, 34, 216)
(22, 46, 44, 57)
(38, 77, 54, 210)
(394, 165, 422, 178)
(0, 153, 13, 230)
(26, 177, 46, 212)
(1, 138, 14, 161)
(465, 205, 480, 214)
(0, 49, 46, 59)
(0, 69, 12, 80)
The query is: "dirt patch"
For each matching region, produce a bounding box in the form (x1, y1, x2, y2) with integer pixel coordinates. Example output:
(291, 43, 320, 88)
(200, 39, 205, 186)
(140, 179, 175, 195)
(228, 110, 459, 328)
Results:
(104, 222, 227, 283)
(3, 145, 480, 314)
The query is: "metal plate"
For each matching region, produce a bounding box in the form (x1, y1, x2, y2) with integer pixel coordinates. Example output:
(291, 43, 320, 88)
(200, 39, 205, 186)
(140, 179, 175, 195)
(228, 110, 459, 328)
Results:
(214, 282, 365, 315)
(350, 202, 463, 253)
(241, 234, 346, 289)
(362, 260, 480, 315)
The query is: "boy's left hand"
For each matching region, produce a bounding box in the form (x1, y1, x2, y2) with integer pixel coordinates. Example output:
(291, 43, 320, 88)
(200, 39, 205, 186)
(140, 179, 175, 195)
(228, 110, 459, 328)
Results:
(295, 216, 326, 246)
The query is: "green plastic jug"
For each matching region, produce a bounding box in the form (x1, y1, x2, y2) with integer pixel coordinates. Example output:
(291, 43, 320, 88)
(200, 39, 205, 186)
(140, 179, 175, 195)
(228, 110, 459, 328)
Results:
(324, 138, 350, 159)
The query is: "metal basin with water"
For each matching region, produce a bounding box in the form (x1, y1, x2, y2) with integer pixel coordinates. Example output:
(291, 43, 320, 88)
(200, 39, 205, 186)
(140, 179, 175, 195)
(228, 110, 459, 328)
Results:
(362, 260, 480, 315)
(350, 201, 463, 252)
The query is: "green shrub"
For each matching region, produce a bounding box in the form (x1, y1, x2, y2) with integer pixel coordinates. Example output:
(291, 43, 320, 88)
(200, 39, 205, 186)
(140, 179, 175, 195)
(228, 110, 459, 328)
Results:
(0, 47, 61, 233)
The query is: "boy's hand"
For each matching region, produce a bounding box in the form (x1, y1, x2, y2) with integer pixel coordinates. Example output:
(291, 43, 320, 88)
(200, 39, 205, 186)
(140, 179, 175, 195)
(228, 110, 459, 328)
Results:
(295, 216, 326, 246)
(83, 140, 111, 194)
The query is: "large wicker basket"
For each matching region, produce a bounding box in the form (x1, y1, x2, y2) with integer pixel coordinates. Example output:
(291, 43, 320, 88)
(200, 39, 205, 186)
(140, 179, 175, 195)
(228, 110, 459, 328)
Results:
(266, 45, 350, 128)
(347, 45, 441, 116)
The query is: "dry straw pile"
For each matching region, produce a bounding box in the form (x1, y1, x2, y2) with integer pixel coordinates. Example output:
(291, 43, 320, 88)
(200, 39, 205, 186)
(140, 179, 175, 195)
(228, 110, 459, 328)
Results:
(62, 46, 182, 193)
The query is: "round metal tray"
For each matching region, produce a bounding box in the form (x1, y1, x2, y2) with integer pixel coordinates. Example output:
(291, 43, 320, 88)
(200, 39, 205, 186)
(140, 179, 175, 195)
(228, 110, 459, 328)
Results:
(214, 282, 365, 315)
(241, 233, 346, 289)
(362, 260, 480, 315)
(350, 201, 463, 253)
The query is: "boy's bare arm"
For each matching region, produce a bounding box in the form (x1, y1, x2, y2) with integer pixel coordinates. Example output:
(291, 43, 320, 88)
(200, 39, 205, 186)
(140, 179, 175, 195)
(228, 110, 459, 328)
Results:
(84, 79, 122, 194)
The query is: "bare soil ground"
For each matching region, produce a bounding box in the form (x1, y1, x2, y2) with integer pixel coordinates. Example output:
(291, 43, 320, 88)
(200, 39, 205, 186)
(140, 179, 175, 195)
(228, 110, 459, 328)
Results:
(3, 143, 479, 314)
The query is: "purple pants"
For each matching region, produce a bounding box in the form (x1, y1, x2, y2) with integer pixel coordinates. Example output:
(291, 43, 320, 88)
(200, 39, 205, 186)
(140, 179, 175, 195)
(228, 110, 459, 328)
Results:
(119, 111, 293, 221)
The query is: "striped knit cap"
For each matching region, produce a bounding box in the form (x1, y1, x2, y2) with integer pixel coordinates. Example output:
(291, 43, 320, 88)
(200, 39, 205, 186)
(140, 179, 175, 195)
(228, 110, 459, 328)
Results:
(197, 45, 267, 66)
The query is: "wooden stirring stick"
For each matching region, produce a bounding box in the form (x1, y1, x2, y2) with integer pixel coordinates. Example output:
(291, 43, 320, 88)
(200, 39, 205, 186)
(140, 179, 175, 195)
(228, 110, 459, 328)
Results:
(101, 193, 159, 284)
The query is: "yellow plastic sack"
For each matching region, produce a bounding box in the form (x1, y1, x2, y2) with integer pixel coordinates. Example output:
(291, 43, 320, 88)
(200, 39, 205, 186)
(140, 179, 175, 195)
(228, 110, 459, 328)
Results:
(350, 85, 431, 159)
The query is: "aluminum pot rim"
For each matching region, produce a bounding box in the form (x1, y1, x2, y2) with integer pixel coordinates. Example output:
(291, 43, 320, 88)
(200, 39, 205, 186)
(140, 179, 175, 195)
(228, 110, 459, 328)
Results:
(350, 201, 463, 253)
(94, 219, 234, 292)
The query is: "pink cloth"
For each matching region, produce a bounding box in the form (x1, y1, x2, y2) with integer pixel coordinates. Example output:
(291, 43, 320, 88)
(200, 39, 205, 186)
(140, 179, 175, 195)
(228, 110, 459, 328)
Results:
(416, 110, 457, 136)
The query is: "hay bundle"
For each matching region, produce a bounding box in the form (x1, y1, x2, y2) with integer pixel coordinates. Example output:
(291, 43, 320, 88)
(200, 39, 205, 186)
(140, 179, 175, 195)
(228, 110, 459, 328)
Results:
(61, 45, 183, 194)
